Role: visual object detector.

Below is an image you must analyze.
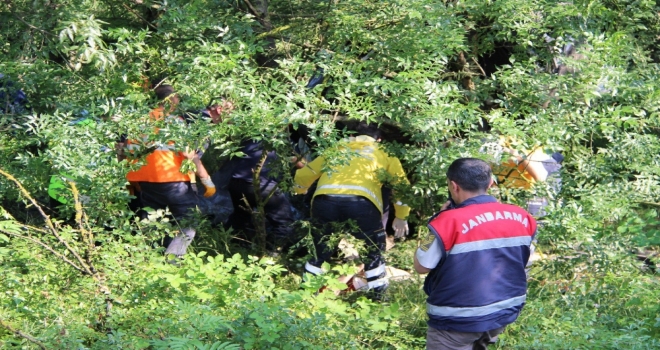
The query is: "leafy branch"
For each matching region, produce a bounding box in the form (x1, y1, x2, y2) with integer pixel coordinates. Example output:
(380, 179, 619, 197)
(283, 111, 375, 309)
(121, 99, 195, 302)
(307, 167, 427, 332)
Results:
(0, 168, 93, 275)
(0, 320, 47, 350)
(0, 229, 86, 273)
(0, 168, 115, 325)
(119, 0, 158, 30)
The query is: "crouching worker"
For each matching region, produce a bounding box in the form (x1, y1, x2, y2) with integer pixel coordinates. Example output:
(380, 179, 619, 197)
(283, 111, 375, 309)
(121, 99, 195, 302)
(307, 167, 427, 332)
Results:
(125, 84, 215, 257)
(294, 121, 410, 299)
(414, 158, 537, 350)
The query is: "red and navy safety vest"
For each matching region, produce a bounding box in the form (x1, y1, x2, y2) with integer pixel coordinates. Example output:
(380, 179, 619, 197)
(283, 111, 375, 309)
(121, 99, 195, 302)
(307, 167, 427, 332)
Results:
(424, 195, 536, 332)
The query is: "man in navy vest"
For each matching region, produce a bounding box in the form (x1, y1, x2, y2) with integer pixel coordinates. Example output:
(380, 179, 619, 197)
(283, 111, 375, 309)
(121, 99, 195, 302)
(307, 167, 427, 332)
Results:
(414, 158, 537, 350)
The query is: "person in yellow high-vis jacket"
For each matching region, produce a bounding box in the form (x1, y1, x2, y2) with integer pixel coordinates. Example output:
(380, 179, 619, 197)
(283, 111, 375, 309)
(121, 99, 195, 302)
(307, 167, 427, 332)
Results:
(294, 121, 410, 299)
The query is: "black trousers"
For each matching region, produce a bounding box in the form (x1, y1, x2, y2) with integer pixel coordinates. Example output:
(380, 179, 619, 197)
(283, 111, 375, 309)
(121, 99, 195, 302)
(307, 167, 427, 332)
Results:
(138, 181, 198, 255)
(308, 195, 386, 285)
(227, 178, 295, 248)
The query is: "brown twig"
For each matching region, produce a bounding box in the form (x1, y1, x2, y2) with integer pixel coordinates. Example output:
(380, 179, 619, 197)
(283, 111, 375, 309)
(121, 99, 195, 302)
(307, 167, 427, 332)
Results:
(256, 25, 292, 39)
(471, 56, 487, 76)
(331, 109, 340, 123)
(0, 319, 47, 350)
(71, 183, 96, 270)
(243, 0, 261, 18)
(637, 201, 660, 207)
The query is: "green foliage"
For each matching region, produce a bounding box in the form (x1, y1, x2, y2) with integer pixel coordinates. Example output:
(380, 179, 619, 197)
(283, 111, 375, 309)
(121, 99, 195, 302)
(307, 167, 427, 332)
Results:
(2, 0, 660, 348)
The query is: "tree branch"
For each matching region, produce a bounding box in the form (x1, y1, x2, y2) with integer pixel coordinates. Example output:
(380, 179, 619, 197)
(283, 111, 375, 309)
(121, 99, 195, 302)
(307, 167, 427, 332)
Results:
(0, 319, 47, 350)
(120, 1, 158, 30)
(0, 169, 114, 324)
(0, 168, 94, 276)
(243, 0, 261, 19)
(251, 150, 270, 252)
(256, 25, 292, 39)
(1, 1, 57, 38)
(0, 230, 86, 274)
(243, 0, 272, 31)
(471, 56, 487, 77)
(71, 183, 96, 270)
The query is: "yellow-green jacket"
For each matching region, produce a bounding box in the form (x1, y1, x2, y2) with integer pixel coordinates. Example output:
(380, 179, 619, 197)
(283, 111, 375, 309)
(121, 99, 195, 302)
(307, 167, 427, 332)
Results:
(294, 136, 410, 219)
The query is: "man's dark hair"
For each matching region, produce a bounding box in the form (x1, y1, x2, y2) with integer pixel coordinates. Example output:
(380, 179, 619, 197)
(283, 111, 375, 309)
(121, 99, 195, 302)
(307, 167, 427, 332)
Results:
(355, 121, 383, 140)
(154, 85, 175, 101)
(446, 158, 492, 192)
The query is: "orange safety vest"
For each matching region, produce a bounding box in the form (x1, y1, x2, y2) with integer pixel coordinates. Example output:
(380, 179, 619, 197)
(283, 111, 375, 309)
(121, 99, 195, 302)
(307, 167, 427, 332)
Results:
(126, 107, 191, 183)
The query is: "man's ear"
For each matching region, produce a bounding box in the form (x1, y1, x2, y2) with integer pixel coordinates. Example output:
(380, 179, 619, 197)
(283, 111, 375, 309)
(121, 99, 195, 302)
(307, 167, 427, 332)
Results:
(449, 180, 459, 194)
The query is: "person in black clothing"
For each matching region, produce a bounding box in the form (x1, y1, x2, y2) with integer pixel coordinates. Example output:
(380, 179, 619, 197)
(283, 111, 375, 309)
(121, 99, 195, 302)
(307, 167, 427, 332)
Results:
(226, 140, 296, 250)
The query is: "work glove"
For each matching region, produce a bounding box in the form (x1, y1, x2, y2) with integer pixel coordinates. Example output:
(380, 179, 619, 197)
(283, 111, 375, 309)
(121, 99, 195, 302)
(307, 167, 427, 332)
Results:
(199, 176, 216, 198)
(392, 218, 409, 238)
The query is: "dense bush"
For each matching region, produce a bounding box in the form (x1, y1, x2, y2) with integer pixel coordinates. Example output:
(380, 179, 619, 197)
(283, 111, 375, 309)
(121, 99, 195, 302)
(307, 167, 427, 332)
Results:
(2, 0, 660, 348)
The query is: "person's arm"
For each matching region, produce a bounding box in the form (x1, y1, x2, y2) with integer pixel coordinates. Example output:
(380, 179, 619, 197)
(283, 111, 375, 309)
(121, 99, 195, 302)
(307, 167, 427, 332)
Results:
(293, 156, 325, 194)
(385, 156, 411, 237)
(193, 156, 217, 197)
(504, 147, 549, 182)
(524, 150, 551, 181)
(183, 148, 216, 197)
(414, 255, 432, 274)
(386, 156, 411, 220)
(414, 230, 445, 274)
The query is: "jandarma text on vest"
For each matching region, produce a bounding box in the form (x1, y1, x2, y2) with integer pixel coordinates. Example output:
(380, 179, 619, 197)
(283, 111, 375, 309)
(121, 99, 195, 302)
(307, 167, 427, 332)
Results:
(461, 210, 530, 234)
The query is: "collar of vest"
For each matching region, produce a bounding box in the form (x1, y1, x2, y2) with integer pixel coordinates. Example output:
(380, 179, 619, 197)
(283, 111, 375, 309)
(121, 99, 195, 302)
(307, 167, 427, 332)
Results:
(456, 195, 498, 208)
(427, 195, 499, 223)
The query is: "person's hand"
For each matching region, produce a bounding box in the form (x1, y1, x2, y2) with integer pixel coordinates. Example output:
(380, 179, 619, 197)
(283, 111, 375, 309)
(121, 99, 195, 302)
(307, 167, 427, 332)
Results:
(181, 146, 197, 160)
(200, 176, 216, 198)
(503, 147, 523, 162)
(290, 155, 306, 169)
(392, 218, 409, 238)
(440, 200, 452, 211)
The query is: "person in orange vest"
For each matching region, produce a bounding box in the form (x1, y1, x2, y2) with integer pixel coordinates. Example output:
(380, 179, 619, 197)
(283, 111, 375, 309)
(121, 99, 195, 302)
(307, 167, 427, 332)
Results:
(125, 84, 215, 257)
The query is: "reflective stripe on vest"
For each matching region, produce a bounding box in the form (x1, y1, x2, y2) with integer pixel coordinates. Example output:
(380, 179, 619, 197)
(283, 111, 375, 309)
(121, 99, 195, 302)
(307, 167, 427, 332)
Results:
(126, 142, 176, 152)
(427, 295, 526, 318)
(449, 236, 532, 255)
